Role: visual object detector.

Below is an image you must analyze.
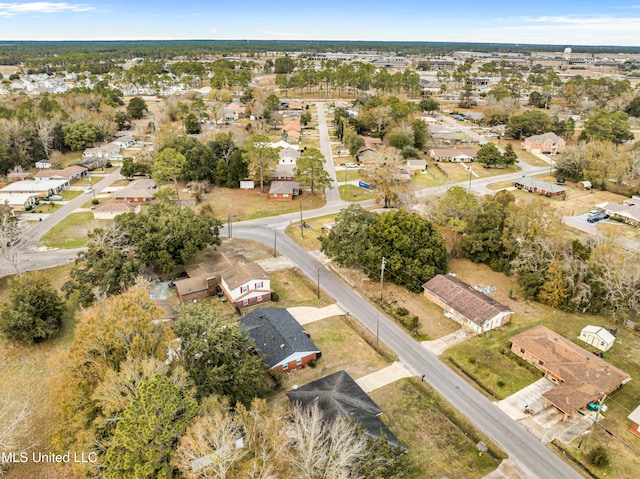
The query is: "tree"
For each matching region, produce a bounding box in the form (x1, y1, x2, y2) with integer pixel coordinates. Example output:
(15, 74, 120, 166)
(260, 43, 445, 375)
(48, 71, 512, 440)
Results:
(35, 118, 55, 158)
(0, 206, 24, 275)
(462, 190, 515, 271)
(162, 136, 214, 182)
(153, 147, 185, 199)
(412, 118, 427, 149)
(387, 131, 413, 150)
(244, 134, 278, 193)
(502, 143, 518, 165)
(0, 274, 64, 343)
(184, 113, 202, 134)
(0, 396, 30, 474)
(127, 96, 148, 119)
(62, 120, 101, 151)
(274, 57, 295, 74)
(626, 95, 640, 118)
(580, 107, 633, 144)
(506, 110, 555, 139)
(418, 97, 439, 112)
(104, 375, 197, 479)
(321, 205, 376, 268)
(63, 223, 143, 306)
(429, 186, 479, 256)
(294, 147, 333, 195)
(458, 84, 475, 108)
(361, 209, 448, 292)
(52, 287, 175, 459)
(537, 260, 570, 309)
(286, 403, 367, 479)
(476, 142, 504, 168)
(560, 117, 575, 141)
(174, 303, 269, 404)
(115, 202, 220, 274)
(345, 133, 365, 159)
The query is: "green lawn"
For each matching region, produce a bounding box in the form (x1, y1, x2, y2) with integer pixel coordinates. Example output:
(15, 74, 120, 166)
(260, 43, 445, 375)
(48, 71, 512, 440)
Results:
(338, 184, 373, 201)
(40, 212, 104, 249)
(61, 189, 82, 200)
(284, 213, 336, 251)
(370, 379, 505, 479)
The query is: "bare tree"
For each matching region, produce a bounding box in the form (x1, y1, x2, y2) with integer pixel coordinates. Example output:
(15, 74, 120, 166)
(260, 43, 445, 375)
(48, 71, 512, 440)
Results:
(34, 118, 55, 159)
(286, 403, 367, 479)
(0, 206, 25, 276)
(0, 395, 31, 474)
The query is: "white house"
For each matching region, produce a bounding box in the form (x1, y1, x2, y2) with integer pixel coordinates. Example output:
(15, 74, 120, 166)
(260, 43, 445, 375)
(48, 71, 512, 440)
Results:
(579, 325, 616, 352)
(35, 160, 52, 169)
(214, 255, 272, 310)
(112, 136, 136, 149)
(92, 201, 140, 220)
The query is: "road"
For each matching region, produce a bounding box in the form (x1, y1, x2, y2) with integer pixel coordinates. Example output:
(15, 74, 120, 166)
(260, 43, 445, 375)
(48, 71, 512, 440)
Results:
(315, 102, 342, 205)
(233, 222, 583, 479)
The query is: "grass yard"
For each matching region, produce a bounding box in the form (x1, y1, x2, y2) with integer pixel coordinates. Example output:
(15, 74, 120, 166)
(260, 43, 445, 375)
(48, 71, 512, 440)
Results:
(439, 258, 640, 476)
(61, 189, 83, 201)
(328, 262, 460, 341)
(60, 151, 82, 167)
(335, 169, 362, 182)
(40, 212, 105, 249)
(410, 162, 520, 191)
(195, 187, 326, 221)
(31, 202, 64, 214)
(269, 268, 334, 308)
(370, 378, 505, 479)
(0, 265, 77, 479)
(338, 184, 373, 202)
(284, 213, 336, 251)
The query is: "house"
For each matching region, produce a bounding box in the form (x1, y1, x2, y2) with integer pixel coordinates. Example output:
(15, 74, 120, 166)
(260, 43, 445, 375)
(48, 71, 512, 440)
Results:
(579, 325, 616, 352)
(7, 172, 31, 182)
(34, 165, 88, 182)
(577, 180, 592, 190)
(92, 201, 140, 220)
(279, 146, 301, 165)
(602, 196, 640, 226)
(214, 254, 272, 310)
(363, 136, 382, 151)
(111, 179, 156, 203)
(286, 101, 305, 110)
(184, 262, 220, 296)
(405, 159, 427, 175)
(422, 274, 513, 334)
(272, 164, 296, 181)
(112, 135, 136, 148)
(240, 308, 320, 372)
(510, 325, 630, 420)
(513, 177, 566, 197)
(428, 148, 478, 162)
(522, 132, 566, 154)
(0, 193, 39, 211)
(269, 181, 301, 200)
(83, 143, 122, 160)
(628, 405, 640, 437)
(0, 179, 68, 196)
(35, 160, 52, 169)
(175, 276, 209, 303)
(286, 370, 401, 447)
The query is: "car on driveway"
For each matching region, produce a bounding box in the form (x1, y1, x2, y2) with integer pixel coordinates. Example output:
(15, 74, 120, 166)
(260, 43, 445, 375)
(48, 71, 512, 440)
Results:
(6, 237, 20, 247)
(587, 212, 609, 223)
(345, 163, 358, 168)
(84, 187, 94, 194)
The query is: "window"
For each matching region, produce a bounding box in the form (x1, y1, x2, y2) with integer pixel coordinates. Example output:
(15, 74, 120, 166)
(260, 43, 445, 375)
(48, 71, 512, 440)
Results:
(520, 348, 525, 354)
(538, 360, 544, 366)
(296, 358, 302, 365)
(240, 285, 248, 293)
(600, 341, 605, 347)
(242, 298, 249, 306)
(256, 295, 263, 302)
(282, 363, 288, 370)
(284, 194, 289, 198)
(255, 281, 263, 289)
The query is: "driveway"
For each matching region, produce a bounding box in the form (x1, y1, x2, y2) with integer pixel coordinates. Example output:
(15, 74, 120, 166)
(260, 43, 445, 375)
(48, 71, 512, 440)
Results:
(422, 327, 475, 356)
(355, 361, 413, 393)
(287, 304, 345, 325)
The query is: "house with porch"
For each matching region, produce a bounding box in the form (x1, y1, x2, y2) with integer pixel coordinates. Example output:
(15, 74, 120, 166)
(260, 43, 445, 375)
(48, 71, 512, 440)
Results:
(269, 181, 301, 200)
(429, 148, 478, 162)
(513, 177, 566, 197)
(240, 308, 320, 373)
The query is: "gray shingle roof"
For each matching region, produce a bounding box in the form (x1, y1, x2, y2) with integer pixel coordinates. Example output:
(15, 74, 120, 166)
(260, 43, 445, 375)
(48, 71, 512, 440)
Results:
(240, 308, 319, 369)
(287, 370, 401, 447)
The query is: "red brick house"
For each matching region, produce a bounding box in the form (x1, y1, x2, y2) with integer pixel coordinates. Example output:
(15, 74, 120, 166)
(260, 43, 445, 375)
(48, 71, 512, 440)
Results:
(269, 181, 301, 200)
(629, 405, 640, 437)
(240, 308, 320, 372)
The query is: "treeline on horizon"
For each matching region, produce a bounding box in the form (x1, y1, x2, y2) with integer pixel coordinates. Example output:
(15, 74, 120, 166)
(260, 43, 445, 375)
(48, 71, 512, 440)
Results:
(2, 39, 640, 66)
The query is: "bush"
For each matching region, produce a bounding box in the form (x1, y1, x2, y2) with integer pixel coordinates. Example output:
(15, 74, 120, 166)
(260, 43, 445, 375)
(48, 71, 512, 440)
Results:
(496, 380, 506, 388)
(588, 445, 610, 467)
(308, 359, 317, 368)
(399, 315, 419, 331)
(395, 307, 409, 317)
(271, 291, 279, 302)
(91, 198, 99, 205)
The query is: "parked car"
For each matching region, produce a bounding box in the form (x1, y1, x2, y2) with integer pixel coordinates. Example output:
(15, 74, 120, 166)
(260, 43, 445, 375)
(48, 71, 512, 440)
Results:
(6, 237, 20, 247)
(345, 163, 358, 168)
(587, 213, 609, 223)
(84, 187, 94, 194)
(46, 195, 64, 201)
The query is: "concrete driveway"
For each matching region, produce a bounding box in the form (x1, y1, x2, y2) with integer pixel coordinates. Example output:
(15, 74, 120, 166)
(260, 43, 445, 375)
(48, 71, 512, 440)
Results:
(356, 361, 413, 393)
(287, 304, 345, 325)
(422, 327, 475, 356)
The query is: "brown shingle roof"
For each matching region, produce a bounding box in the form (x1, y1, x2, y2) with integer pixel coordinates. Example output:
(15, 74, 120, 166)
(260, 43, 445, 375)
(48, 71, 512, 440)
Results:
(511, 325, 630, 415)
(184, 262, 218, 279)
(422, 274, 511, 327)
(221, 261, 269, 290)
(174, 276, 208, 296)
(94, 201, 134, 212)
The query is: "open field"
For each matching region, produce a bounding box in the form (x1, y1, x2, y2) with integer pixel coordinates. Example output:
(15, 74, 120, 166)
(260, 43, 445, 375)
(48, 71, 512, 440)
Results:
(194, 186, 326, 221)
(284, 213, 335, 251)
(370, 378, 505, 479)
(40, 212, 105, 249)
(440, 258, 640, 477)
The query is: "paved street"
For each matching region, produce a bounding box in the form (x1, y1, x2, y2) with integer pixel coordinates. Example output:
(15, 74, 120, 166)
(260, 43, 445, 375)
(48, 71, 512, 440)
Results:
(315, 102, 342, 205)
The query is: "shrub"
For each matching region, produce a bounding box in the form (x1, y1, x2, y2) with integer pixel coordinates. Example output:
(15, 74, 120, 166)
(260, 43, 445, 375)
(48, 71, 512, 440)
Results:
(91, 198, 99, 205)
(496, 380, 506, 388)
(308, 359, 317, 368)
(395, 307, 409, 317)
(271, 291, 279, 302)
(588, 445, 610, 467)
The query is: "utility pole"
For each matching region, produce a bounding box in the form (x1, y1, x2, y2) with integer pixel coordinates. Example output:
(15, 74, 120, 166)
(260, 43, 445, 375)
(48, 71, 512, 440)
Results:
(379, 257, 386, 300)
(376, 314, 380, 353)
(227, 213, 232, 239)
(273, 232, 277, 257)
(316, 267, 320, 299)
(299, 199, 304, 239)
(467, 169, 472, 193)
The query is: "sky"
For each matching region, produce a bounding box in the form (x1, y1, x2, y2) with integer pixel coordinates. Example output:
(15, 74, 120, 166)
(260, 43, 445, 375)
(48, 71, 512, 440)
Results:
(0, 1, 639, 46)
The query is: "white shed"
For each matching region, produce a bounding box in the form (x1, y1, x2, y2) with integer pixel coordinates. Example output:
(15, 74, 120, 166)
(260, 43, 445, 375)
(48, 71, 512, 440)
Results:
(239, 180, 255, 190)
(579, 325, 615, 352)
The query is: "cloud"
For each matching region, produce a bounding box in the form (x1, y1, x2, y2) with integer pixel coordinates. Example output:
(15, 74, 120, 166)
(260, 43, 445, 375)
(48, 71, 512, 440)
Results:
(0, 2, 95, 16)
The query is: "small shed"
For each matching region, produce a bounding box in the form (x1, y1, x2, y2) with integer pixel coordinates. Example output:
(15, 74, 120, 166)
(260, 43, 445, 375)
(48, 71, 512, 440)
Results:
(239, 179, 255, 190)
(579, 325, 615, 352)
(577, 181, 592, 190)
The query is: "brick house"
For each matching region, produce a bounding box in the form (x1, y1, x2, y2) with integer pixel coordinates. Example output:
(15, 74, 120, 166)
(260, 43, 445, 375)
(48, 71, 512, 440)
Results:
(422, 274, 513, 334)
(628, 405, 640, 437)
(510, 325, 630, 419)
(522, 132, 566, 154)
(513, 177, 566, 197)
(428, 148, 478, 162)
(269, 181, 301, 200)
(215, 254, 272, 310)
(240, 308, 320, 373)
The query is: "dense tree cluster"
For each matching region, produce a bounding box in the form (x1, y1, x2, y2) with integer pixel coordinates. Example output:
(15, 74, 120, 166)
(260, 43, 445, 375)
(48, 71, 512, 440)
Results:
(322, 205, 448, 292)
